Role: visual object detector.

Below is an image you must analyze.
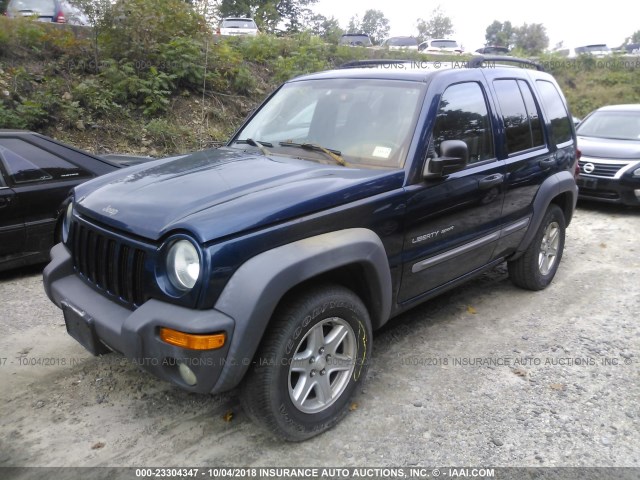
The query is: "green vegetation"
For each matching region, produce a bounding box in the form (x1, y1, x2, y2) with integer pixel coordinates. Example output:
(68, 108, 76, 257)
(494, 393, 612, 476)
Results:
(347, 10, 390, 45)
(484, 20, 549, 53)
(417, 6, 455, 43)
(538, 53, 640, 118)
(0, 1, 639, 156)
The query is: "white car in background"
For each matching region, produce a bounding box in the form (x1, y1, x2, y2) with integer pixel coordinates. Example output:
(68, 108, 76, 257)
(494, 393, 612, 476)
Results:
(419, 39, 463, 55)
(217, 17, 259, 36)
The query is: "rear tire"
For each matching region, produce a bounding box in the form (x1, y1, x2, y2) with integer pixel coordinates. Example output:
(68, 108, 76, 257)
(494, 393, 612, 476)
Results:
(508, 204, 566, 290)
(240, 284, 371, 441)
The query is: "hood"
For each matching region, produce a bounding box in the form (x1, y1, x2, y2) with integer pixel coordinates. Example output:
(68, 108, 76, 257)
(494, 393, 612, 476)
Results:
(577, 136, 640, 160)
(74, 148, 405, 243)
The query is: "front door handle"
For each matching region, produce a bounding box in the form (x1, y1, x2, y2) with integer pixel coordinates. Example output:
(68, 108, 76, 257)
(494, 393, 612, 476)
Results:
(479, 173, 504, 190)
(0, 197, 9, 208)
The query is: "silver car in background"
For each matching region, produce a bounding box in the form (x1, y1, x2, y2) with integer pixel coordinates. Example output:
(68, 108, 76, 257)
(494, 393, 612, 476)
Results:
(576, 104, 640, 206)
(217, 17, 259, 36)
(419, 39, 463, 55)
(6, 0, 88, 25)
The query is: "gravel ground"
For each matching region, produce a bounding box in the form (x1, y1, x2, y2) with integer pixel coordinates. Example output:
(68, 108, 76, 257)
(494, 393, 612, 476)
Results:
(0, 201, 638, 470)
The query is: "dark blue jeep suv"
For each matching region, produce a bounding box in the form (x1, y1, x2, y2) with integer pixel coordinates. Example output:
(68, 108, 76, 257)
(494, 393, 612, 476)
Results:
(43, 57, 579, 440)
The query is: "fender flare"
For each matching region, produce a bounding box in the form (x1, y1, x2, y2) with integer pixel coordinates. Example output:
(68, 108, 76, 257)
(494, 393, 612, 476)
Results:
(211, 228, 392, 393)
(515, 170, 578, 256)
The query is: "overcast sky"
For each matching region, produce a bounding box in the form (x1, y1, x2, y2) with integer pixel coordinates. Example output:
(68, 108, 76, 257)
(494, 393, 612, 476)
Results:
(312, 0, 638, 50)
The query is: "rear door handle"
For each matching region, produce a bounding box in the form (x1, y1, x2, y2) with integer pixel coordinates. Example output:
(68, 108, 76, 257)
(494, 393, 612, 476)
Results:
(479, 173, 504, 189)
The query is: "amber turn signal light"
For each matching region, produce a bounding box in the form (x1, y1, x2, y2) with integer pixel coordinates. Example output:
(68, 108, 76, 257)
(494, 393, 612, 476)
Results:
(159, 328, 226, 350)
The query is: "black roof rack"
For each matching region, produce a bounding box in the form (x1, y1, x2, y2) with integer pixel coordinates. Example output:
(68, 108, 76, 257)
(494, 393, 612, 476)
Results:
(339, 56, 545, 71)
(339, 59, 413, 69)
(468, 55, 545, 71)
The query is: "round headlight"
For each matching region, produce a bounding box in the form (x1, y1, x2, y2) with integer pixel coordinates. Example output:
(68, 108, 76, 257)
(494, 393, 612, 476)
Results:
(166, 240, 201, 291)
(633, 166, 640, 177)
(62, 202, 73, 244)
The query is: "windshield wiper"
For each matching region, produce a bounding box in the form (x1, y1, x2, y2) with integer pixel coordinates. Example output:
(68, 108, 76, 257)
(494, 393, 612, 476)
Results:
(235, 138, 273, 155)
(278, 142, 347, 167)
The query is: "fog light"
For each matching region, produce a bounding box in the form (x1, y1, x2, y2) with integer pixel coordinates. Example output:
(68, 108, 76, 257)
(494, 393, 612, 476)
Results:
(178, 362, 197, 386)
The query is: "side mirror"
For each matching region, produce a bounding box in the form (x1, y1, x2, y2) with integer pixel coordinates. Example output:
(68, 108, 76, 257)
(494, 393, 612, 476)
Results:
(424, 140, 469, 177)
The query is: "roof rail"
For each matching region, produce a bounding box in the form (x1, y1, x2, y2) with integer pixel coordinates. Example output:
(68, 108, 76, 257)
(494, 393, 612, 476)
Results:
(339, 59, 413, 69)
(468, 55, 545, 71)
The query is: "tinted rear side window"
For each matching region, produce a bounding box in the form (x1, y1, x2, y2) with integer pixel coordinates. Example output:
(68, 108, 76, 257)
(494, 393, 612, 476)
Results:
(518, 80, 544, 147)
(0, 138, 90, 184)
(494, 79, 544, 154)
(536, 80, 573, 145)
(432, 82, 494, 163)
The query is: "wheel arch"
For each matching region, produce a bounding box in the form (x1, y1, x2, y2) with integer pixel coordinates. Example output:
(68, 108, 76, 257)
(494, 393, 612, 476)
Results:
(514, 170, 577, 258)
(211, 228, 392, 393)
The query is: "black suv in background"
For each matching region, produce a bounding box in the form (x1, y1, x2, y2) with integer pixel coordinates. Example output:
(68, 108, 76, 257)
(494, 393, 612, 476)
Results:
(44, 56, 578, 440)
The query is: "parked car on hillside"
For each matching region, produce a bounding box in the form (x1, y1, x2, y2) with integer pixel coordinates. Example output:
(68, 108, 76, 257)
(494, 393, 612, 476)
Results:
(0, 130, 124, 271)
(216, 17, 258, 36)
(475, 46, 509, 55)
(338, 33, 373, 47)
(576, 104, 640, 206)
(5, 0, 88, 25)
(44, 55, 578, 440)
(555, 44, 612, 58)
(575, 44, 611, 56)
(419, 39, 463, 55)
(620, 43, 640, 55)
(381, 36, 419, 51)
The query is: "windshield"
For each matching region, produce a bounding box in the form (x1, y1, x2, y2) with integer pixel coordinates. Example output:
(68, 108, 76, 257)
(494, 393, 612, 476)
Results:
(339, 35, 371, 46)
(387, 37, 417, 47)
(232, 79, 426, 169)
(431, 40, 459, 49)
(577, 111, 640, 140)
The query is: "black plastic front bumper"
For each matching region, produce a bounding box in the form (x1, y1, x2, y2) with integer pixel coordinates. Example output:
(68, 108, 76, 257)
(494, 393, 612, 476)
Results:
(43, 243, 236, 394)
(577, 175, 640, 206)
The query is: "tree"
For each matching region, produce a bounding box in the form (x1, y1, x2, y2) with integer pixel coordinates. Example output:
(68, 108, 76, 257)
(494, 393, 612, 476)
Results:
(218, 0, 318, 34)
(347, 14, 361, 34)
(513, 23, 549, 54)
(360, 9, 389, 45)
(624, 30, 640, 44)
(0, 0, 7, 14)
(306, 14, 344, 43)
(416, 6, 454, 43)
(485, 20, 514, 48)
(69, 0, 116, 70)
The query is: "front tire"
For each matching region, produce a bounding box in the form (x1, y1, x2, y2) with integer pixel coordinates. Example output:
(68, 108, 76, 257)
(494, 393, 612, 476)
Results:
(240, 284, 371, 441)
(508, 204, 566, 290)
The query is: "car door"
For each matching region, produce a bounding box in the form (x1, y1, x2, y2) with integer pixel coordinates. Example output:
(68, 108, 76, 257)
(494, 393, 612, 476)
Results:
(0, 166, 25, 260)
(0, 137, 93, 256)
(399, 74, 505, 304)
(482, 72, 564, 257)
